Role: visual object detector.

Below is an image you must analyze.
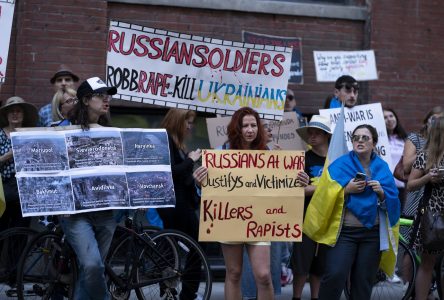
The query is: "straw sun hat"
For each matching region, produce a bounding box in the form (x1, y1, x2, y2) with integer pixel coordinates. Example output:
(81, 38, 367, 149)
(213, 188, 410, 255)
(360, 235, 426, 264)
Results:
(0, 96, 38, 128)
(296, 115, 332, 143)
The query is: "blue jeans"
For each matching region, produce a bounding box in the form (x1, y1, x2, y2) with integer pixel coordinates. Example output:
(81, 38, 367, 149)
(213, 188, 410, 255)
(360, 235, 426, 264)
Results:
(319, 225, 380, 300)
(60, 211, 117, 300)
(241, 242, 282, 298)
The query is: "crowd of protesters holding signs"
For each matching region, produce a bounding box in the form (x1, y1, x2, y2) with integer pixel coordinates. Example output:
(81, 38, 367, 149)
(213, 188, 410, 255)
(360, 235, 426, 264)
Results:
(0, 66, 442, 300)
(0, 21, 443, 300)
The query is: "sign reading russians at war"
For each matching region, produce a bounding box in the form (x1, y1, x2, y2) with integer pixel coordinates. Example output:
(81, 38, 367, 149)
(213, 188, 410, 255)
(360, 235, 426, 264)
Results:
(198, 150, 305, 242)
(11, 128, 175, 217)
(106, 21, 292, 120)
(0, 0, 15, 83)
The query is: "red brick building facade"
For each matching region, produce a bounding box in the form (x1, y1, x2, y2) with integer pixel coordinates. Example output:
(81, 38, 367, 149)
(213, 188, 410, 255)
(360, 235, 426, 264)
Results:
(1, 0, 443, 131)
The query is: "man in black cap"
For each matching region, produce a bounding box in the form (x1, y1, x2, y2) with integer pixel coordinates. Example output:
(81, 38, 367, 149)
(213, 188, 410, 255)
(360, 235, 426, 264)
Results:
(326, 75, 359, 109)
(38, 65, 79, 126)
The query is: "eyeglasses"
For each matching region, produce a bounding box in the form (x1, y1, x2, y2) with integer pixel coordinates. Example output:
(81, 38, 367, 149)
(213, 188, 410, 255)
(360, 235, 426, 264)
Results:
(352, 135, 371, 142)
(91, 93, 111, 100)
(62, 97, 78, 105)
(286, 95, 295, 101)
(339, 83, 359, 93)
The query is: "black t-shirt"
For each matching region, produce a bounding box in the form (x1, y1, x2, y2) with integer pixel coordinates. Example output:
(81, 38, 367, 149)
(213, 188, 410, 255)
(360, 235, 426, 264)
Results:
(303, 150, 326, 213)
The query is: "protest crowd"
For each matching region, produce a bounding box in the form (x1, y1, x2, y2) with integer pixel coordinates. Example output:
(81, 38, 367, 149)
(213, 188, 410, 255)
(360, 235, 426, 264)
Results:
(0, 63, 442, 300)
(0, 6, 443, 300)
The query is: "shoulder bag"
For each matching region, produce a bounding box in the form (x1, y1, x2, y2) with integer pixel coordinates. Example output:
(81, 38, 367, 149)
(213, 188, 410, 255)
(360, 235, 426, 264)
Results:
(419, 184, 444, 251)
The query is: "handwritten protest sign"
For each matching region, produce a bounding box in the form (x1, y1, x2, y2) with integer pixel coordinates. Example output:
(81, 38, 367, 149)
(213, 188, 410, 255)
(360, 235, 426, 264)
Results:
(319, 103, 391, 166)
(199, 150, 305, 242)
(0, 0, 15, 83)
(313, 50, 378, 82)
(242, 31, 303, 84)
(11, 128, 175, 217)
(205, 112, 306, 150)
(106, 21, 292, 120)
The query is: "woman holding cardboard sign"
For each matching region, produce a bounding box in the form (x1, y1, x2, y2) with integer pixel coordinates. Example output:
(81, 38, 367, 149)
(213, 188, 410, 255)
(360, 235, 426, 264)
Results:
(194, 107, 309, 300)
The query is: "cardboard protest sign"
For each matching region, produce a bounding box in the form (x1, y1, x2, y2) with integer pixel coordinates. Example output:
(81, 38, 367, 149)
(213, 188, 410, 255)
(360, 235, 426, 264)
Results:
(106, 21, 292, 120)
(319, 103, 391, 166)
(198, 150, 305, 242)
(205, 112, 306, 150)
(313, 50, 378, 82)
(242, 31, 303, 84)
(0, 0, 15, 83)
(11, 128, 175, 216)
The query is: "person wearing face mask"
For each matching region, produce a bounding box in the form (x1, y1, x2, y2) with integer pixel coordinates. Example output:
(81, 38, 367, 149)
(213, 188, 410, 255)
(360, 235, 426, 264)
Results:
(326, 75, 359, 109)
(383, 107, 408, 209)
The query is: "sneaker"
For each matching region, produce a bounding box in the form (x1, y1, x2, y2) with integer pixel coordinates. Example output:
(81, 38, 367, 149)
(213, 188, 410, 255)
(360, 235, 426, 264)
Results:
(387, 274, 402, 283)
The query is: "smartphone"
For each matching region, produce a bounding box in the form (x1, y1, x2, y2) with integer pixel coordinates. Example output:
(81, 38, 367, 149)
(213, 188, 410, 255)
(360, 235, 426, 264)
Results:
(354, 172, 367, 181)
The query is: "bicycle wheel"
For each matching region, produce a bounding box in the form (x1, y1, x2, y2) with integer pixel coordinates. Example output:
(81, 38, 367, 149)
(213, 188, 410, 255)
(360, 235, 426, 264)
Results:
(135, 230, 212, 300)
(16, 231, 78, 299)
(344, 239, 416, 300)
(106, 225, 161, 299)
(0, 227, 37, 298)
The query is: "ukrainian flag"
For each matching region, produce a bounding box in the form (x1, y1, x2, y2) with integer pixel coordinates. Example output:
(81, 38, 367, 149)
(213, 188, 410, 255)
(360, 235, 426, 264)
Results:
(303, 103, 348, 245)
(303, 104, 400, 276)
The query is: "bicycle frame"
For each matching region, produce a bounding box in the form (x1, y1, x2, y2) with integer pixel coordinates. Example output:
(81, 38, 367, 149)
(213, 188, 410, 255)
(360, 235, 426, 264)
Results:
(105, 225, 180, 292)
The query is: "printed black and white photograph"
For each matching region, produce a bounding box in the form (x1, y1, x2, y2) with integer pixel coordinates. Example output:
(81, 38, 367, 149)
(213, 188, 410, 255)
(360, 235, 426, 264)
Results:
(17, 175, 74, 216)
(121, 130, 170, 165)
(65, 129, 123, 169)
(126, 171, 175, 207)
(71, 172, 129, 210)
(11, 133, 68, 172)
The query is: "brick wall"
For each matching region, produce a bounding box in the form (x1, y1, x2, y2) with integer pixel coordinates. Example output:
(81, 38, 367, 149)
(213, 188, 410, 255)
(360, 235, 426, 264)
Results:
(1, 0, 109, 107)
(369, 0, 444, 132)
(1, 1, 443, 132)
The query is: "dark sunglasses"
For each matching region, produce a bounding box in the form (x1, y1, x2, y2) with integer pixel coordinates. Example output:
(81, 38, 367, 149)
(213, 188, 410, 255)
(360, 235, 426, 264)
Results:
(352, 135, 371, 142)
(286, 95, 295, 101)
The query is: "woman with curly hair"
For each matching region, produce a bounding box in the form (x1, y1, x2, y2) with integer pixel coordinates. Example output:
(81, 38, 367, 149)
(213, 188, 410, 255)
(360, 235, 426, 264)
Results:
(194, 107, 308, 299)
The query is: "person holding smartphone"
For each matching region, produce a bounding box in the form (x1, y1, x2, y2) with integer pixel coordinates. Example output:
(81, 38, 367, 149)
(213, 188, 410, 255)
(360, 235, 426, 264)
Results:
(407, 116, 444, 300)
(305, 124, 400, 300)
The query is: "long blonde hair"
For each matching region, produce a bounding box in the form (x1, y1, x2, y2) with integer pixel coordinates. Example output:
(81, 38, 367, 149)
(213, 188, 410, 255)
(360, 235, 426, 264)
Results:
(161, 109, 196, 151)
(51, 88, 77, 121)
(424, 116, 444, 171)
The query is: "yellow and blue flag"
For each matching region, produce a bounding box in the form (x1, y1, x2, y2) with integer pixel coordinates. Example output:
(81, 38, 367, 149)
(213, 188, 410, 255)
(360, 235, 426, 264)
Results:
(303, 103, 348, 245)
(303, 103, 400, 276)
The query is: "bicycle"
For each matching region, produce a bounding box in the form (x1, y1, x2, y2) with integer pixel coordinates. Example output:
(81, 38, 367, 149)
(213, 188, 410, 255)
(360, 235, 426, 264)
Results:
(16, 211, 212, 299)
(0, 227, 38, 298)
